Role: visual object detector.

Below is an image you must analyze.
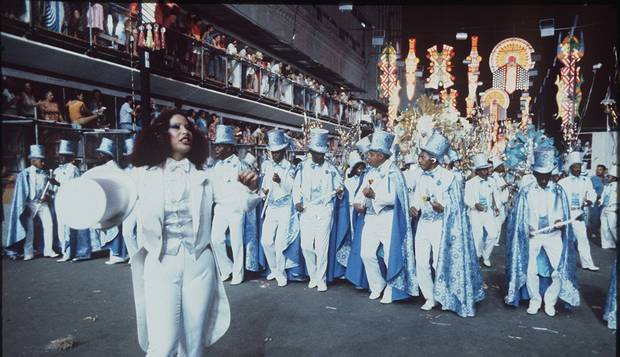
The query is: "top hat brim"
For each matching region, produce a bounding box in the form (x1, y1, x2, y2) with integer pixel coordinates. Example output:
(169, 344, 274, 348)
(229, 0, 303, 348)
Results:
(474, 164, 492, 170)
(532, 164, 556, 174)
(59, 151, 76, 156)
(56, 166, 137, 230)
(28, 155, 45, 159)
(308, 144, 328, 154)
(96, 149, 115, 157)
(368, 147, 392, 157)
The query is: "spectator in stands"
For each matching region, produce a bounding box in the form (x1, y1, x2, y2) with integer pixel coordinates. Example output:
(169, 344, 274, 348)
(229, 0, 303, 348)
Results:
(202, 25, 216, 78)
(17, 82, 37, 117)
(208, 114, 220, 141)
(66, 91, 95, 128)
(186, 109, 198, 124)
(88, 89, 108, 128)
(65, 7, 84, 39)
(86, 2, 105, 45)
(196, 110, 209, 134)
(36, 91, 64, 122)
(1, 76, 18, 115)
(119, 95, 137, 130)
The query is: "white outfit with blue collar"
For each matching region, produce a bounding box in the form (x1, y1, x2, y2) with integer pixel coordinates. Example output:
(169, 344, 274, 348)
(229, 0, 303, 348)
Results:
(402, 164, 423, 206)
(210, 154, 253, 283)
(24, 166, 55, 258)
(260, 159, 295, 282)
(412, 165, 453, 302)
(293, 159, 343, 287)
(559, 174, 598, 269)
(465, 175, 500, 260)
(353, 159, 395, 298)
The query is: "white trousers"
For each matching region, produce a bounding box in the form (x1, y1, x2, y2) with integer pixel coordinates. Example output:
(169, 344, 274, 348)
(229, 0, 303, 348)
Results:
(299, 204, 333, 283)
(526, 231, 563, 308)
(600, 209, 617, 249)
(261, 205, 291, 279)
(24, 202, 55, 258)
(122, 210, 139, 259)
(56, 208, 71, 257)
(360, 211, 393, 294)
(415, 219, 443, 301)
(570, 212, 596, 268)
(470, 210, 499, 260)
(144, 246, 218, 357)
(211, 205, 245, 281)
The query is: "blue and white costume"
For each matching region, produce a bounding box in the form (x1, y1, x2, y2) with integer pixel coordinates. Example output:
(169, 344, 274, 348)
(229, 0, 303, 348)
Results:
(292, 129, 344, 291)
(603, 258, 617, 329)
(5, 145, 58, 260)
(353, 130, 418, 303)
(260, 129, 297, 286)
(599, 167, 617, 249)
(558, 151, 598, 270)
(505, 146, 580, 316)
(53, 140, 82, 261)
(413, 132, 485, 317)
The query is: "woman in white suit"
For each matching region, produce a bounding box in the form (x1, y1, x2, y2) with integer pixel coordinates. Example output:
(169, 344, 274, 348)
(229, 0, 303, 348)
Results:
(129, 109, 259, 356)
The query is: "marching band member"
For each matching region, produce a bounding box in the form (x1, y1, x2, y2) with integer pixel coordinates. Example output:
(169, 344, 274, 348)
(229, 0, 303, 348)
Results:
(210, 125, 257, 285)
(411, 131, 485, 316)
(51, 140, 82, 262)
(558, 151, 599, 271)
(505, 145, 580, 316)
(260, 129, 296, 287)
(353, 130, 418, 304)
(6, 144, 58, 260)
(293, 128, 344, 292)
(465, 153, 500, 267)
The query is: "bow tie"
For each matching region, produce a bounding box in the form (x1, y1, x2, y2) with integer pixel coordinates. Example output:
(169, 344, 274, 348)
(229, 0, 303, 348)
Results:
(310, 162, 322, 169)
(167, 159, 190, 173)
(422, 171, 434, 178)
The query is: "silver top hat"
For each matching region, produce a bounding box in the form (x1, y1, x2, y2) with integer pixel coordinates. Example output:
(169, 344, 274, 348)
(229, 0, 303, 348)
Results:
(420, 131, 450, 164)
(368, 130, 395, 157)
(566, 151, 583, 168)
(355, 136, 371, 155)
(404, 151, 417, 165)
(96, 137, 117, 158)
(446, 148, 460, 164)
(532, 146, 556, 174)
(28, 144, 46, 159)
(347, 151, 364, 168)
(490, 156, 504, 169)
(307, 128, 329, 154)
(266, 129, 289, 152)
(472, 153, 492, 171)
(244, 152, 257, 167)
(608, 164, 618, 178)
(58, 140, 76, 156)
(214, 125, 236, 145)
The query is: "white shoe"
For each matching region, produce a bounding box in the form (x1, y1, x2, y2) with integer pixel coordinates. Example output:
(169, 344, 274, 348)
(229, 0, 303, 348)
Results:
(230, 277, 243, 285)
(276, 277, 287, 287)
(266, 273, 276, 281)
(527, 302, 541, 315)
(583, 266, 600, 271)
(421, 299, 436, 310)
(380, 295, 393, 304)
(56, 255, 72, 263)
(308, 280, 317, 289)
(23, 255, 34, 261)
(105, 255, 128, 265)
(317, 281, 327, 292)
(45, 252, 60, 258)
(220, 273, 231, 282)
(483, 259, 492, 267)
(369, 291, 381, 300)
(544, 304, 556, 317)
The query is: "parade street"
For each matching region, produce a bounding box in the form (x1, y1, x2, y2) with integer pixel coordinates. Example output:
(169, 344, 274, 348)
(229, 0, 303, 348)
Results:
(2, 238, 616, 357)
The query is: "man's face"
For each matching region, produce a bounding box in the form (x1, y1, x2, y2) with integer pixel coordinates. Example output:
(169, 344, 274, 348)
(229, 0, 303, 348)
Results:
(271, 149, 285, 164)
(418, 151, 436, 171)
(353, 163, 366, 176)
(213, 144, 234, 160)
(476, 167, 489, 179)
(596, 166, 606, 177)
(31, 159, 45, 169)
(366, 151, 387, 168)
(570, 163, 581, 177)
(534, 171, 551, 189)
(495, 165, 506, 174)
(58, 154, 73, 164)
(310, 150, 324, 165)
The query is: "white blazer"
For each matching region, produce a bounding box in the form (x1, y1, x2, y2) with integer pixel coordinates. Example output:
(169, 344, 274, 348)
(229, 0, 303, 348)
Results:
(129, 164, 230, 352)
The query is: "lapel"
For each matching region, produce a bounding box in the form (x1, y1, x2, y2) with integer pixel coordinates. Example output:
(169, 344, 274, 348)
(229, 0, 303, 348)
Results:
(189, 165, 208, 236)
(146, 166, 165, 229)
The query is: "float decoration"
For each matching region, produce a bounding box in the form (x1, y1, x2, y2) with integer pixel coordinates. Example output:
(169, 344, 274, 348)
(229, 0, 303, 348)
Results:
(425, 44, 455, 90)
(464, 36, 483, 117)
(405, 38, 420, 101)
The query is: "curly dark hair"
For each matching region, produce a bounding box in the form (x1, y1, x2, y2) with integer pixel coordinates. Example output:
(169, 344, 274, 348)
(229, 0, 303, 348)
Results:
(130, 108, 208, 169)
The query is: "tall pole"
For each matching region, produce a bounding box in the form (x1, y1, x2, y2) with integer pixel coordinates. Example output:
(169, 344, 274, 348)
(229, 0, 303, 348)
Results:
(138, 3, 151, 128)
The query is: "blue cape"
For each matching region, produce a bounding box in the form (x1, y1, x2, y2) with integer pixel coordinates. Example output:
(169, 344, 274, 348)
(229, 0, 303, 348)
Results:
(433, 174, 486, 317)
(603, 258, 617, 329)
(505, 183, 580, 308)
(345, 172, 370, 289)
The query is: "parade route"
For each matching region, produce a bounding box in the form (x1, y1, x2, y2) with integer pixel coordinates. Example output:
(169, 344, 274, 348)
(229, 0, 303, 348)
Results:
(2, 239, 616, 357)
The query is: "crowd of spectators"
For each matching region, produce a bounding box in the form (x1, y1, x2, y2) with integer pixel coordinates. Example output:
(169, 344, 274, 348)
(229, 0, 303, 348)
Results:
(2, 2, 382, 126)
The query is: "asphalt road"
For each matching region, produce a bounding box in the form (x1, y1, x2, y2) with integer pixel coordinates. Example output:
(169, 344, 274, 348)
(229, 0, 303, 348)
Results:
(2, 236, 616, 357)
